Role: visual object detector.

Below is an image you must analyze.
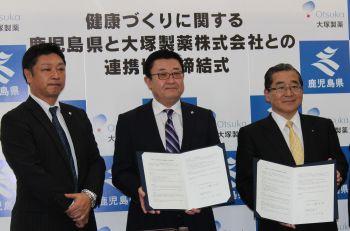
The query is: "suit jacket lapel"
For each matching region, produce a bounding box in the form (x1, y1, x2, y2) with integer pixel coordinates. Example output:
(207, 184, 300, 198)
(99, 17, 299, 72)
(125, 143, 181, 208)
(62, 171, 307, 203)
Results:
(181, 102, 195, 152)
(300, 114, 315, 163)
(263, 115, 296, 165)
(25, 97, 67, 157)
(25, 97, 77, 183)
(142, 101, 166, 152)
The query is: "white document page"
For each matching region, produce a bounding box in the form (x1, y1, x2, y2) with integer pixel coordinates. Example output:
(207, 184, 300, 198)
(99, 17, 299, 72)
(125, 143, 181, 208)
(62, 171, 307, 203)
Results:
(293, 164, 334, 224)
(141, 145, 231, 210)
(184, 146, 231, 209)
(256, 160, 294, 224)
(255, 160, 335, 225)
(142, 153, 187, 209)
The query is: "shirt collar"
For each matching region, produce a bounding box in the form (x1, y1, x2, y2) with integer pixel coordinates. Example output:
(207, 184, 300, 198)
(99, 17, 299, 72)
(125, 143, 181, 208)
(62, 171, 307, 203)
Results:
(152, 98, 182, 116)
(271, 110, 301, 131)
(30, 93, 60, 112)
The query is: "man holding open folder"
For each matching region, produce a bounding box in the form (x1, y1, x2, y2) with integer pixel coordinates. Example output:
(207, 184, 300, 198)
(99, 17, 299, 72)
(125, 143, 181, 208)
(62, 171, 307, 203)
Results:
(112, 50, 220, 231)
(236, 63, 348, 231)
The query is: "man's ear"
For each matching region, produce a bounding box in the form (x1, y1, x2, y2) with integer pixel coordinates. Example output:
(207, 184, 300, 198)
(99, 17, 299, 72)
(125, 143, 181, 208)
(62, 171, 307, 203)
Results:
(264, 89, 271, 103)
(24, 69, 32, 84)
(144, 76, 152, 90)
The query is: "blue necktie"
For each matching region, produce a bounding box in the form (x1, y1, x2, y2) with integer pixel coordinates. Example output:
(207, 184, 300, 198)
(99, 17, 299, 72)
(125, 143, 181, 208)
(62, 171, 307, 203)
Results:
(49, 106, 78, 192)
(164, 109, 180, 153)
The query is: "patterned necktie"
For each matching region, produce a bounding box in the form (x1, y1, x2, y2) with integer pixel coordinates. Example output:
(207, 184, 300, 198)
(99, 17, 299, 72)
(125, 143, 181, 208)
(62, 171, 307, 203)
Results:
(164, 109, 180, 153)
(49, 106, 78, 192)
(286, 120, 304, 165)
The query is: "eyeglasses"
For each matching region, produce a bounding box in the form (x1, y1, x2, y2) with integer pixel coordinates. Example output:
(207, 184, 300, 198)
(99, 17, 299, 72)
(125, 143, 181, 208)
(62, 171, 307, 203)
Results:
(151, 71, 184, 80)
(269, 85, 303, 94)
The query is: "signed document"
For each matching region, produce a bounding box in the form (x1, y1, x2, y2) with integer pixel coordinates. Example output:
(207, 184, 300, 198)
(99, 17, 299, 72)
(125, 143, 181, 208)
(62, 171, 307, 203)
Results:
(137, 144, 233, 210)
(254, 159, 336, 225)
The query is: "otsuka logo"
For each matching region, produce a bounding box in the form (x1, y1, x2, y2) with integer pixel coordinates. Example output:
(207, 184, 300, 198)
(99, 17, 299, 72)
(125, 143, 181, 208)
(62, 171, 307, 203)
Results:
(311, 47, 339, 77)
(0, 52, 15, 84)
(303, 1, 345, 19)
(303, 1, 315, 18)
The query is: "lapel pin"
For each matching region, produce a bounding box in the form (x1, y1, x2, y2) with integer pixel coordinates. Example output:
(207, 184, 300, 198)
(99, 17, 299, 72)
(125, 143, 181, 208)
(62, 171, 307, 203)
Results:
(190, 111, 194, 114)
(68, 112, 72, 115)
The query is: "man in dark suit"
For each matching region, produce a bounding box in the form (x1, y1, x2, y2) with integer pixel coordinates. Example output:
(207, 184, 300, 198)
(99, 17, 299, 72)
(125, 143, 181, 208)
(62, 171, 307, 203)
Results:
(112, 50, 220, 231)
(1, 43, 106, 231)
(236, 63, 348, 231)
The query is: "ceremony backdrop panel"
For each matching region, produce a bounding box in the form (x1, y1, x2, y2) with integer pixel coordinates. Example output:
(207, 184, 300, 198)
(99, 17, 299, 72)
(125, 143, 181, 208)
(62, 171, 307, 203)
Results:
(0, 0, 349, 230)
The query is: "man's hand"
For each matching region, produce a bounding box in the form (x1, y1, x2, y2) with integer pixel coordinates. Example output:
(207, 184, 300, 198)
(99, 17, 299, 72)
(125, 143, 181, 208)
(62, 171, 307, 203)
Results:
(74, 215, 89, 228)
(336, 170, 342, 186)
(65, 193, 92, 226)
(185, 208, 201, 215)
(138, 187, 160, 215)
(328, 158, 342, 186)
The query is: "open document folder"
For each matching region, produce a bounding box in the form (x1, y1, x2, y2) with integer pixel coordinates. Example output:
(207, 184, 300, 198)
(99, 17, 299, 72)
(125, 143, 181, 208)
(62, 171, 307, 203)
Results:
(137, 144, 233, 210)
(254, 159, 337, 225)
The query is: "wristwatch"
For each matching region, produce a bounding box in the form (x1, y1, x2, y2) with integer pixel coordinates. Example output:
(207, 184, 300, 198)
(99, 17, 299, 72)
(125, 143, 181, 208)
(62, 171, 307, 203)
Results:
(82, 189, 97, 208)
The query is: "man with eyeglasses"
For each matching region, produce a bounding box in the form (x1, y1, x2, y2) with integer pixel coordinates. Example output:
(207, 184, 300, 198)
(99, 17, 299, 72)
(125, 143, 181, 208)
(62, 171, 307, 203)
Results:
(236, 63, 348, 231)
(112, 50, 220, 230)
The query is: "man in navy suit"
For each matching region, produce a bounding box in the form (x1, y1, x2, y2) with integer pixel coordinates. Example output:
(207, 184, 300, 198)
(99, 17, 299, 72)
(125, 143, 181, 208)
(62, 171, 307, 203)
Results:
(1, 43, 105, 231)
(112, 50, 220, 230)
(236, 63, 348, 231)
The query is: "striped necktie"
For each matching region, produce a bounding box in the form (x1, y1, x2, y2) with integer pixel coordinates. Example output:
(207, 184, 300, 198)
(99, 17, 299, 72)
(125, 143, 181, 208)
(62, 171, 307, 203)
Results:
(164, 109, 180, 153)
(286, 120, 304, 165)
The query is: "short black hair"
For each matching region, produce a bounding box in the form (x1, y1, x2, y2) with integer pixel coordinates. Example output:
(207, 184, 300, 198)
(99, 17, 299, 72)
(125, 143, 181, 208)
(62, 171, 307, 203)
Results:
(22, 43, 65, 82)
(264, 63, 303, 90)
(143, 49, 184, 79)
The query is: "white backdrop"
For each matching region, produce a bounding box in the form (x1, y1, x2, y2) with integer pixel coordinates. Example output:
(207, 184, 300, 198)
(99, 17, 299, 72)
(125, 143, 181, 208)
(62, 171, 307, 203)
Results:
(0, 0, 349, 230)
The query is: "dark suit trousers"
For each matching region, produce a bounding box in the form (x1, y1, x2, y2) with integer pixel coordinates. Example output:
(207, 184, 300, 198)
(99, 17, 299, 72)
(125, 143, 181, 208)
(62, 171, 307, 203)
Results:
(126, 201, 216, 231)
(10, 209, 97, 231)
(258, 219, 337, 231)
